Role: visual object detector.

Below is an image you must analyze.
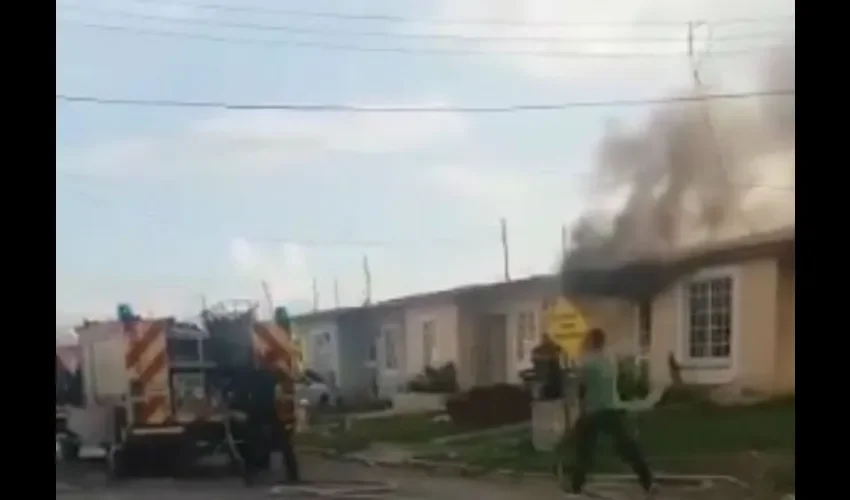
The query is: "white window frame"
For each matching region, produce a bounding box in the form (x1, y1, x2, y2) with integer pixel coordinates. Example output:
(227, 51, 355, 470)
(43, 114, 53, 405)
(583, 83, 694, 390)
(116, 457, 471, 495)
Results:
(633, 300, 652, 360)
(422, 319, 437, 368)
(381, 324, 401, 371)
(676, 266, 740, 379)
(515, 310, 537, 361)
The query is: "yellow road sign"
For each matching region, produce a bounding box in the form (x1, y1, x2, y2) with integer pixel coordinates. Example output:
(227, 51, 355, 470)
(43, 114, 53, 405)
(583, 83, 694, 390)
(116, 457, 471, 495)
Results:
(543, 297, 589, 360)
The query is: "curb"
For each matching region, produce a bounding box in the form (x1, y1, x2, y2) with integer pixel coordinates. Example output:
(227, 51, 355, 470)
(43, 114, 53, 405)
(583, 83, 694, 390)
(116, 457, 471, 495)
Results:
(301, 448, 748, 490)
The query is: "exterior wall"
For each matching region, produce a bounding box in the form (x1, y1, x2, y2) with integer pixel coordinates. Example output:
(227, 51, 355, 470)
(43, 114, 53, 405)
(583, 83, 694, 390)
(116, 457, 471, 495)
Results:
(456, 307, 476, 389)
(465, 288, 544, 385)
(297, 318, 341, 388)
(403, 301, 460, 379)
(774, 262, 795, 393)
(454, 283, 636, 388)
(647, 257, 792, 398)
(375, 308, 407, 399)
(336, 310, 382, 401)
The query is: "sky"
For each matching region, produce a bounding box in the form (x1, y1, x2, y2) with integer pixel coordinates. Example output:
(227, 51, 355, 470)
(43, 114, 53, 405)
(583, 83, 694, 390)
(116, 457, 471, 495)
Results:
(56, 0, 795, 325)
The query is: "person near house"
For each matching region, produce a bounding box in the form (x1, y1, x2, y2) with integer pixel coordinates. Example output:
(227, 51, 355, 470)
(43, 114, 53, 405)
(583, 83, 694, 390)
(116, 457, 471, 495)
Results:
(565, 327, 656, 498)
(273, 373, 301, 484)
(531, 333, 565, 400)
(234, 367, 301, 486)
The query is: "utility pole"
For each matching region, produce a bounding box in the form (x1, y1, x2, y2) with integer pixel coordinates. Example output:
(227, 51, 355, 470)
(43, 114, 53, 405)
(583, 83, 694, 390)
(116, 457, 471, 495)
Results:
(500, 217, 511, 281)
(312, 278, 319, 312)
(333, 277, 340, 308)
(363, 255, 372, 305)
(261, 280, 274, 319)
(686, 20, 754, 236)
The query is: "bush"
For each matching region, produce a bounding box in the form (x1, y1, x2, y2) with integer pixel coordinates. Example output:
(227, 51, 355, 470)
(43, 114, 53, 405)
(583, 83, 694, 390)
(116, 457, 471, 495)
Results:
(407, 362, 459, 393)
(445, 383, 530, 429)
(617, 356, 650, 402)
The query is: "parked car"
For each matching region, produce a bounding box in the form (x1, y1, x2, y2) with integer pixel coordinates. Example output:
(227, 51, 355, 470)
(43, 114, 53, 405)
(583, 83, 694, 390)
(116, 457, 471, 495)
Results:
(295, 369, 337, 410)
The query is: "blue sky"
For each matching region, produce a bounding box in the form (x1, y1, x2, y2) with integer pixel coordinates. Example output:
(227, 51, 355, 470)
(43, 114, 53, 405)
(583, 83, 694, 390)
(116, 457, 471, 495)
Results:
(56, 0, 795, 323)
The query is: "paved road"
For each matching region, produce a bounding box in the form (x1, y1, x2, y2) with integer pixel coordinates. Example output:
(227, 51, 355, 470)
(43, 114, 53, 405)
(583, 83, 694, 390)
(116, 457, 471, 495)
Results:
(57, 455, 751, 500)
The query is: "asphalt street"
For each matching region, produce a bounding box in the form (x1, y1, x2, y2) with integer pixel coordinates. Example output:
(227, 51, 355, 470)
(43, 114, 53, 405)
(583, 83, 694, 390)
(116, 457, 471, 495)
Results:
(56, 454, 753, 500)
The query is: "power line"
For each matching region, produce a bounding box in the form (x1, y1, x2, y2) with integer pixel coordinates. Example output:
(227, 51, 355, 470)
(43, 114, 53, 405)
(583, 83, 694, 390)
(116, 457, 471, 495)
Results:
(59, 4, 794, 45)
(55, 89, 795, 113)
(119, 0, 795, 28)
(58, 20, 788, 58)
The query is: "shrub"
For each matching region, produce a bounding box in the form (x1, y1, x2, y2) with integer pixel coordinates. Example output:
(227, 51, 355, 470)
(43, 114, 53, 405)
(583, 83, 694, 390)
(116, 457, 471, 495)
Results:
(407, 362, 459, 393)
(617, 356, 650, 402)
(445, 383, 530, 429)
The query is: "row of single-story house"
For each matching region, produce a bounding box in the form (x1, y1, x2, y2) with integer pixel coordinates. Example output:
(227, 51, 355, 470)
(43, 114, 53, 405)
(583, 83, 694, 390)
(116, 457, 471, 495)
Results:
(292, 227, 794, 404)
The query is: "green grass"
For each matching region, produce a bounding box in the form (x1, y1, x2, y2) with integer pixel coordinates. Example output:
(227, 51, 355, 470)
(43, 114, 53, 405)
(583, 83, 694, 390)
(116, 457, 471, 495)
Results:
(417, 398, 795, 480)
(297, 399, 795, 493)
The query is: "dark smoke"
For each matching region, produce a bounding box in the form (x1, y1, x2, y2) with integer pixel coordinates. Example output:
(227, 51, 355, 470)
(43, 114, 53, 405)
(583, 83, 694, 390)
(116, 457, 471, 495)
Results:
(562, 42, 795, 296)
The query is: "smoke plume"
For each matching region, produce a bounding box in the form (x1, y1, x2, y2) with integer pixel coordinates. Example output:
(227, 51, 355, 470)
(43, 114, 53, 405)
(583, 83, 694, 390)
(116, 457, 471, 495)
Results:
(564, 42, 795, 274)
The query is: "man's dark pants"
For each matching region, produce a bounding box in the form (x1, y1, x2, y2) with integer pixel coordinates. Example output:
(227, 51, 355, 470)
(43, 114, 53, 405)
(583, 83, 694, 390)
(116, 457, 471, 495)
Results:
(570, 409, 653, 493)
(275, 425, 300, 482)
(242, 422, 300, 483)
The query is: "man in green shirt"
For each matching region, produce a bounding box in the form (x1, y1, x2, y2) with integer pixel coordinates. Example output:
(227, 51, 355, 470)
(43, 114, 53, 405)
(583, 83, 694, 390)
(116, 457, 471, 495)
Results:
(566, 328, 656, 498)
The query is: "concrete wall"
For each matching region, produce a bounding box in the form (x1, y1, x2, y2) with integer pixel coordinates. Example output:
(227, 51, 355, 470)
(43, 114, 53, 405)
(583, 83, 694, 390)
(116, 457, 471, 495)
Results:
(454, 283, 636, 387)
(774, 261, 795, 393)
(297, 318, 340, 388)
(461, 287, 547, 385)
(336, 309, 381, 400)
(646, 257, 794, 399)
(403, 300, 460, 379)
(375, 308, 407, 399)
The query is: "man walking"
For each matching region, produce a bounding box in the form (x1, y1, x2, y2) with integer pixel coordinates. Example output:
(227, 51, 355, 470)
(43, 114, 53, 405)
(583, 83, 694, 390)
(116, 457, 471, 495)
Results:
(565, 328, 656, 498)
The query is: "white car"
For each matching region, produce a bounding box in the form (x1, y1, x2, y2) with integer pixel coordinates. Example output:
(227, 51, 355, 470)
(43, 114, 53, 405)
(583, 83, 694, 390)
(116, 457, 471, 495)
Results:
(296, 369, 337, 410)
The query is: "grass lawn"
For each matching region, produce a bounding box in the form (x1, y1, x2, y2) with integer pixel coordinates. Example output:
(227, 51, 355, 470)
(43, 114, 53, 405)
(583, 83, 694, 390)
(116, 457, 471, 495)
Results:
(417, 398, 794, 492)
(296, 411, 466, 453)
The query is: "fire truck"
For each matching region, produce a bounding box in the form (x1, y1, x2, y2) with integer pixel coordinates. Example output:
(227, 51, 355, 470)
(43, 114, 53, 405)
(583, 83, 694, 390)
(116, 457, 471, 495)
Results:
(56, 335, 83, 460)
(64, 301, 301, 478)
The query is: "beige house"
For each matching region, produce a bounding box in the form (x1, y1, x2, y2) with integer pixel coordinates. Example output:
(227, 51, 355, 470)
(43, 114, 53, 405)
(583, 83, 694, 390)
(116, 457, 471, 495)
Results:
(396, 227, 795, 399)
(308, 228, 794, 401)
(552, 227, 795, 399)
(633, 228, 795, 398)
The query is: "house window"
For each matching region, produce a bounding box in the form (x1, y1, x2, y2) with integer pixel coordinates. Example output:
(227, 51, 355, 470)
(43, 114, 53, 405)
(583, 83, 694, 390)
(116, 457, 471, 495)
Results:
(382, 326, 399, 370)
(686, 275, 733, 360)
(637, 301, 652, 355)
(368, 340, 377, 362)
(422, 320, 437, 367)
(515, 311, 537, 360)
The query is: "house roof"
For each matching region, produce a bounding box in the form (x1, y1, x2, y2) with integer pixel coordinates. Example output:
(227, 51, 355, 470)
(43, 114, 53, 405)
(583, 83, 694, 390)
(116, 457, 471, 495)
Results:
(291, 306, 361, 324)
(560, 226, 795, 300)
(292, 227, 795, 320)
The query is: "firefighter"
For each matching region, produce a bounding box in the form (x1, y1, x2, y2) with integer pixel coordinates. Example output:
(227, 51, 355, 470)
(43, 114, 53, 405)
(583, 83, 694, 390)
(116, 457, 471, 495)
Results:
(531, 332, 565, 400)
(273, 373, 301, 483)
(271, 306, 301, 483)
(234, 366, 300, 485)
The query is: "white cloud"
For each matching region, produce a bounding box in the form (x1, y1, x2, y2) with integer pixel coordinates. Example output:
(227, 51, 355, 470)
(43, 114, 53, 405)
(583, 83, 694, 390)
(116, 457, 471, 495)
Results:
(427, 164, 533, 202)
(425, 0, 794, 87)
(62, 96, 470, 177)
(228, 237, 314, 311)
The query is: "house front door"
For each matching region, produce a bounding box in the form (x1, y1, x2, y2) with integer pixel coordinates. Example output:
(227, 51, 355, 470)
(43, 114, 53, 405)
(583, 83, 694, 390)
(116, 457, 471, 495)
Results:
(474, 314, 508, 386)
